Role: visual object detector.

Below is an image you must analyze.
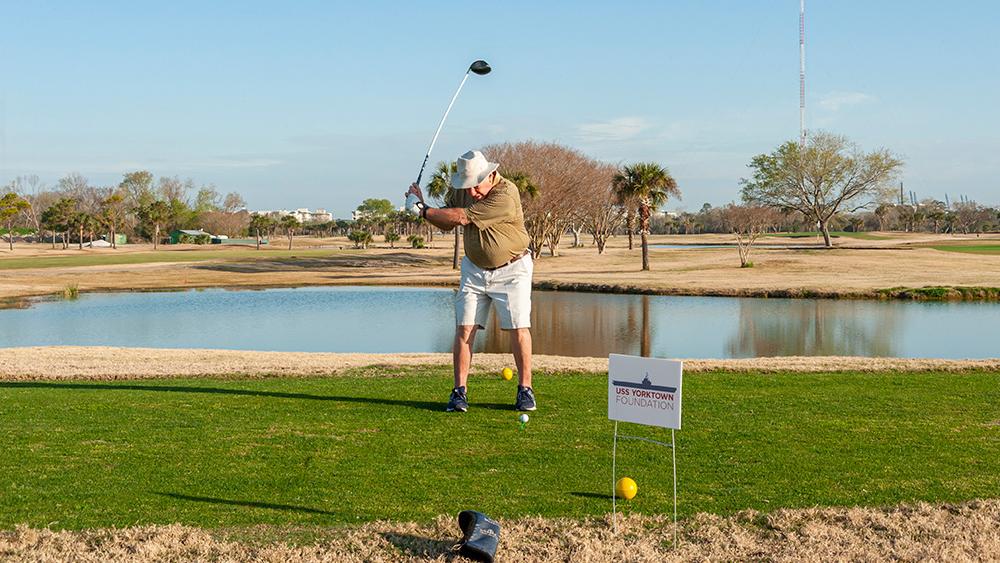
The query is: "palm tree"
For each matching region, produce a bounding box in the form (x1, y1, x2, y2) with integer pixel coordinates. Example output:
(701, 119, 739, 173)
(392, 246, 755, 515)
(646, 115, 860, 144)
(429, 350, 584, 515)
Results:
(137, 200, 171, 250)
(101, 192, 127, 249)
(617, 192, 639, 250)
(248, 213, 272, 250)
(427, 161, 459, 268)
(42, 197, 77, 249)
(69, 212, 97, 250)
(0, 193, 30, 251)
(613, 163, 680, 271)
(504, 170, 539, 199)
(279, 214, 300, 250)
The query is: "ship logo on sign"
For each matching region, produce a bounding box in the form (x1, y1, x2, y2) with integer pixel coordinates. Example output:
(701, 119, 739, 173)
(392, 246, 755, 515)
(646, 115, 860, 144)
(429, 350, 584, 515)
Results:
(608, 354, 682, 429)
(612, 373, 677, 394)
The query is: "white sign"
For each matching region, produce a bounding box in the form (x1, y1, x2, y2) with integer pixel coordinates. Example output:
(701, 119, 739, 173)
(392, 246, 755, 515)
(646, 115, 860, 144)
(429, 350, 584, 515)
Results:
(608, 354, 683, 429)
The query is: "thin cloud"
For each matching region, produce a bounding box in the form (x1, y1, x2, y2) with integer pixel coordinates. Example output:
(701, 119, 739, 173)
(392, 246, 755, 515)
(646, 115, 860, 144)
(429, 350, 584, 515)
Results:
(0, 156, 283, 176)
(185, 157, 283, 169)
(576, 117, 651, 142)
(819, 91, 876, 111)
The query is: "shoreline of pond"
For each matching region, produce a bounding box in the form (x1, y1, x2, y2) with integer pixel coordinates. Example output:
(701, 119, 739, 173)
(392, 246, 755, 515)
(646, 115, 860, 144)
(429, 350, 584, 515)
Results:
(5, 280, 1000, 311)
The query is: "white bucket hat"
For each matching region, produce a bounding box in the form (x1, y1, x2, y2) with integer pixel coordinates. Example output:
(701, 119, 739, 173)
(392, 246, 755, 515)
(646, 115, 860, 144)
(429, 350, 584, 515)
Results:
(451, 150, 500, 190)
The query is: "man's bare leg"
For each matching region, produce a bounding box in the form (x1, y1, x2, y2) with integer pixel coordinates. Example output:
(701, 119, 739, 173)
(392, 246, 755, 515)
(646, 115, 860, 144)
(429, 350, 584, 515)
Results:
(509, 328, 532, 388)
(453, 325, 478, 388)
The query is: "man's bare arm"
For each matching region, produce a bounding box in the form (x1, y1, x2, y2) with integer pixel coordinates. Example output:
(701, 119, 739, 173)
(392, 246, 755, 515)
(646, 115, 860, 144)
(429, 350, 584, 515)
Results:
(424, 207, 470, 231)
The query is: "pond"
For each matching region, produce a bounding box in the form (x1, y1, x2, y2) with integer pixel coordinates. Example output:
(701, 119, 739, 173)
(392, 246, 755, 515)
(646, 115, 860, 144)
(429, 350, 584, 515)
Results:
(2, 286, 997, 358)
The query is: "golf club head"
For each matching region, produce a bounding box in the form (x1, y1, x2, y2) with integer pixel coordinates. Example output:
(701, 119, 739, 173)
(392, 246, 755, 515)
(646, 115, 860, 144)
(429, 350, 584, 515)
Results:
(469, 60, 491, 75)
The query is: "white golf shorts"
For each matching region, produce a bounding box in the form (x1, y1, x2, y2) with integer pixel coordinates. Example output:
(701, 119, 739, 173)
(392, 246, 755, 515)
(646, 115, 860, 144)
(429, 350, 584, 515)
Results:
(456, 254, 533, 330)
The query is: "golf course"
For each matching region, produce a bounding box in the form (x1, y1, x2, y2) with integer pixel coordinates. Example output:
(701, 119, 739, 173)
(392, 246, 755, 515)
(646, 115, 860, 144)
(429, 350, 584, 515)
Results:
(5, 1, 1000, 560)
(3, 234, 1000, 561)
(2, 352, 999, 560)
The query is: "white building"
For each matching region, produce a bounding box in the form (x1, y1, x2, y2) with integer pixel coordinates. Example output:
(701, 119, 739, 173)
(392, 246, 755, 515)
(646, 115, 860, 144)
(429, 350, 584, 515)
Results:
(255, 208, 333, 223)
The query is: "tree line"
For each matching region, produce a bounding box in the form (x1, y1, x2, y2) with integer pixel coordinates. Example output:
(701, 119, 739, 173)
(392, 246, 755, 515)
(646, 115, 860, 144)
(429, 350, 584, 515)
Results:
(658, 198, 998, 238)
(1, 171, 249, 250)
(8, 133, 994, 268)
(371, 133, 990, 270)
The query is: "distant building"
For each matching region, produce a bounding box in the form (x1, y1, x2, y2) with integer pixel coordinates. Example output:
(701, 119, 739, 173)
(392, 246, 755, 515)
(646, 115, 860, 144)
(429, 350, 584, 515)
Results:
(353, 207, 404, 221)
(101, 233, 128, 245)
(169, 229, 212, 244)
(255, 208, 333, 223)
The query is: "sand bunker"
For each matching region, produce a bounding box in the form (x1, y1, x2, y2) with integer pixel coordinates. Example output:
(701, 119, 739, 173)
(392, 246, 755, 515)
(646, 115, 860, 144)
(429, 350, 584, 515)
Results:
(2, 346, 999, 380)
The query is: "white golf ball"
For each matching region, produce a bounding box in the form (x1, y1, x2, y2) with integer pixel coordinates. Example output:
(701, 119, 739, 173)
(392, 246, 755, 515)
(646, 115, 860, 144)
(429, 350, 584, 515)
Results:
(519, 414, 529, 424)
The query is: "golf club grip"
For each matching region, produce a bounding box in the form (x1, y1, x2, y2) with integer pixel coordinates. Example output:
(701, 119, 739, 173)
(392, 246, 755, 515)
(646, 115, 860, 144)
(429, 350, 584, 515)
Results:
(415, 154, 431, 186)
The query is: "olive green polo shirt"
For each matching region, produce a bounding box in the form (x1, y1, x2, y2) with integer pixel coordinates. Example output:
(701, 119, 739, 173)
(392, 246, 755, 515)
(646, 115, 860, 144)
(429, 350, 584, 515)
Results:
(450, 174, 530, 269)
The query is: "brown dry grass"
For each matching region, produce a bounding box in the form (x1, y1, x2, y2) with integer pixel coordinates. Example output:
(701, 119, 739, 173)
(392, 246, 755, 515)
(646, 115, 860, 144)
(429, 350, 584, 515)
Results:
(2, 346, 999, 380)
(2, 232, 1000, 302)
(2, 500, 998, 562)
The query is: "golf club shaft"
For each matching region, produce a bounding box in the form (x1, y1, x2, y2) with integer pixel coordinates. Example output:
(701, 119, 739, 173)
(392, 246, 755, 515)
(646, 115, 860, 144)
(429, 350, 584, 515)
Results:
(415, 70, 472, 186)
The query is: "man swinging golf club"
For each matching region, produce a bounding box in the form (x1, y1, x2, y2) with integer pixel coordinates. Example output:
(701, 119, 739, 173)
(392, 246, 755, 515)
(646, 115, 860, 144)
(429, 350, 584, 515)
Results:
(407, 150, 536, 413)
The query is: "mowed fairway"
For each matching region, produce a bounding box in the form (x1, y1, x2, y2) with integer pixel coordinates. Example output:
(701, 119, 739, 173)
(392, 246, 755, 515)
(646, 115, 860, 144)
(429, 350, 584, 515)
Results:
(1, 368, 998, 530)
(930, 244, 1000, 255)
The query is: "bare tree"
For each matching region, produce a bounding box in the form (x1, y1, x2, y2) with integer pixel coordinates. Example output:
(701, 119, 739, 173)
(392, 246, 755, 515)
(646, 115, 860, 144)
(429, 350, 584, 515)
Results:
(577, 163, 622, 254)
(157, 176, 190, 204)
(741, 132, 903, 247)
(720, 204, 782, 267)
(8, 175, 50, 235)
(200, 210, 250, 238)
(58, 172, 90, 199)
(483, 141, 598, 258)
(222, 192, 247, 213)
(953, 201, 992, 234)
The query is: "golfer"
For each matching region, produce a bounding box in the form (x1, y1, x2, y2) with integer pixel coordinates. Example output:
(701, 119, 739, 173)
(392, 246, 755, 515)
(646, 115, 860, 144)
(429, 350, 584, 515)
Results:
(406, 150, 535, 413)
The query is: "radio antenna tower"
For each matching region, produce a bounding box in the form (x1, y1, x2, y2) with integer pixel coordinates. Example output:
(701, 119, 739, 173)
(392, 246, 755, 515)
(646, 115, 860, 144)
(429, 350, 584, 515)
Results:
(799, 0, 806, 147)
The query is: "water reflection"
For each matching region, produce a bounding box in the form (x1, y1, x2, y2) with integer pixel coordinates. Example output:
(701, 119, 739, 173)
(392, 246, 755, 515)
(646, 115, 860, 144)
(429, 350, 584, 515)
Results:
(480, 294, 654, 357)
(1, 287, 996, 359)
(725, 299, 900, 357)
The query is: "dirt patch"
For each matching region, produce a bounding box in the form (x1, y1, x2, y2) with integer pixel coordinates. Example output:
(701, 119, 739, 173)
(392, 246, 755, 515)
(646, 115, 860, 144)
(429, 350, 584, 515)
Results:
(2, 347, 999, 381)
(1, 500, 997, 562)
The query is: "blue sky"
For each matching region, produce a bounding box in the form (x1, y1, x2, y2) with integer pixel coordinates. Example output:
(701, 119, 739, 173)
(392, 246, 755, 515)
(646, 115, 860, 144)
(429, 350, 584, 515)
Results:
(1, 1, 997, 216)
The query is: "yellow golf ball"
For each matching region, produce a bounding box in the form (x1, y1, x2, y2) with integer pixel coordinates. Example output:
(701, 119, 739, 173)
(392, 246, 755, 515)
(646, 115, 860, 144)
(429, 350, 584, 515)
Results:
(615, 477, 638, 500)
(501, 367, 513, 381)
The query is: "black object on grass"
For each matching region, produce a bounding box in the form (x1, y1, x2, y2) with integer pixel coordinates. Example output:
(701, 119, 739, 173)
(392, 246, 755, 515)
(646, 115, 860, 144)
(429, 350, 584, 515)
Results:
(456, 510, 501, 562)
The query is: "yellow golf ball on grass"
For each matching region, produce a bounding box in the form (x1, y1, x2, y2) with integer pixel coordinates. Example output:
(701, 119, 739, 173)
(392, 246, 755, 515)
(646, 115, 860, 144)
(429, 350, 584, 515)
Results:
(501, 367, 513, 381)
(615, 477, 638, 500)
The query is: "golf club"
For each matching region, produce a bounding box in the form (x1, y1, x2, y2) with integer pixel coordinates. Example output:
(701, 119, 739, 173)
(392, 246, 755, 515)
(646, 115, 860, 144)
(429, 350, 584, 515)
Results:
(406, 59, 491, 210)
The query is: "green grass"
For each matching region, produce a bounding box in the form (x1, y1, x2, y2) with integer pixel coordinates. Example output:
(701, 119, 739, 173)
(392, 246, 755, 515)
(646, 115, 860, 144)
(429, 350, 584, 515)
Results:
(767, 231, 890, 240)
(1, 368, 998, 530)
(930, 244, 1000, 255)
(0, 227, 35, 236)
(876, 286, 1000, 301)
(0, 248, 348, 270)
